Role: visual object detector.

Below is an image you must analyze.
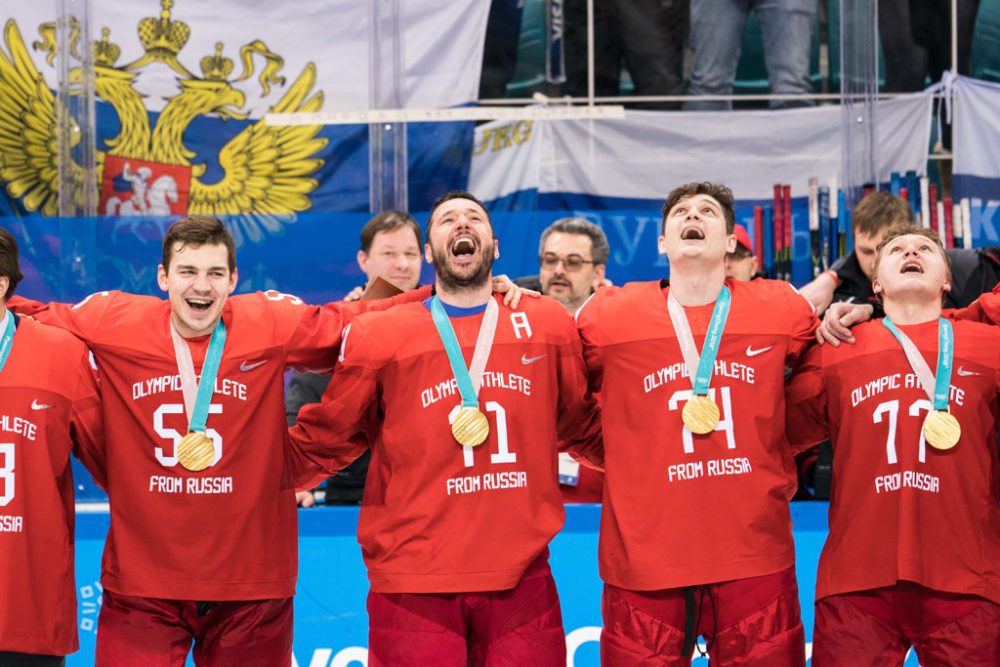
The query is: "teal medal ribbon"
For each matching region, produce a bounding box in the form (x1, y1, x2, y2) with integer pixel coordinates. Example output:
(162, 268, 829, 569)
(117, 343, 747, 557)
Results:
(667, 286, 733, 396)
(0, 309, 15, 374)
(429, 296, 499, 447)
(881, 316, 953, 411)
(430, 297, 479, 410)
(189, 320, 227, 432)
(881, 316, 961, 450)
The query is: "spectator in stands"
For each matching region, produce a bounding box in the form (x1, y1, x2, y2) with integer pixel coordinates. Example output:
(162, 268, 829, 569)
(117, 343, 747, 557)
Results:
(879, 0, 981, 94)
(685, 0, 817, 110)
(725, 224, 763, 281)
(285, 210, 423, 507)
(799, 191, 912, 316)
(563, 0, 686, 109)
(479, 0, 524, 99)
(534, 217, 609, 503)
(801, 191, 1000, 321)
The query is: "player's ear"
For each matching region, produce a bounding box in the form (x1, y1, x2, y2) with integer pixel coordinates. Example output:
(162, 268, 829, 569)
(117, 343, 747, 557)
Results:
(872, 278, 883, 296)
(227, 267, 238, 294)
(424, 243, 433, 264)
(657, 234, 668, 256)
(0, 276, 8, 302)
(357, 250, 368, 273)
(157, 264, 169, 292)
(493, 237, 500, 260)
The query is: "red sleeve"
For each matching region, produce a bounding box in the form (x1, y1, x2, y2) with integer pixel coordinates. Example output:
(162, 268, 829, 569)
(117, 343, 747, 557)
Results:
(7, 291, 116, 343)
(946, 281, 1000, 324)
(286, 318, 378, 489)
(784, 284, 821, 367)
(553, 310, 603, 469)
(785, 343, 829, 453)
(574, 292, 604, 394)
(68, 343, 107, 491)
(279, 285, 433, 373)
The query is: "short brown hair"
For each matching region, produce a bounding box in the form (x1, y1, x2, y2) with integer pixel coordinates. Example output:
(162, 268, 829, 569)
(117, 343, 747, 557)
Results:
(662, 182, 736, 234)
(852, 191, 913, 237)
(872, 226, 952, 288)
(161, 216, 236, 273)
(360, 210, 422, 254)
(0, 227, 24, 299)
(427, 191, 492, 234)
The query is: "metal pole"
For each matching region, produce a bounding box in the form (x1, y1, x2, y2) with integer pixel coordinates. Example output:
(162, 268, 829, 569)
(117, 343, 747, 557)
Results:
(368, 0, 408, 214)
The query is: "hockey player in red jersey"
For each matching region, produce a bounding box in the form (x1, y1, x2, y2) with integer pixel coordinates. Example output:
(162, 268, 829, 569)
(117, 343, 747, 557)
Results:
(576, 182, 818, 665)
(289, 192, 602, 666)
(0, 227, 104, 667)
(787, 227, 1000, 666)
(6, 215, 463, 666)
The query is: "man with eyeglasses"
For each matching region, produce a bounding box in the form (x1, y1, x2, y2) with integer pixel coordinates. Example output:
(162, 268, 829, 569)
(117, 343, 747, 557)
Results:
(535, 218, 609, 503)
(538, 218, 609, 317)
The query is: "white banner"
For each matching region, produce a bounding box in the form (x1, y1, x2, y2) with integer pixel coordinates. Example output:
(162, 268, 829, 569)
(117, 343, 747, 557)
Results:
(952, 75, 1000, 243)
(3, 0, 489, 115)
(471, 94, 934, 207)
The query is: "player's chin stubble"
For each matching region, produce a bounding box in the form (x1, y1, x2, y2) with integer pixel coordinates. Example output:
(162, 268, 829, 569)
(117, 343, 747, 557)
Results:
(432, 243, 495, 293)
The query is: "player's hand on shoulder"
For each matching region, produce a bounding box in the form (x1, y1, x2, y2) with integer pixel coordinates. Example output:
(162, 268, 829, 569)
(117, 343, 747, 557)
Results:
(343, 285, 365, 302)
(296, 490, 316, 508)
(798, 272, 837, 315)
(492, 274, 539, 309)
(816, 302, 873, 346)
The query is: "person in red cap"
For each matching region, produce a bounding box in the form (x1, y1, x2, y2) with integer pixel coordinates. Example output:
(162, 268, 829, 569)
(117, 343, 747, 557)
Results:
(725, 224, 761, 282)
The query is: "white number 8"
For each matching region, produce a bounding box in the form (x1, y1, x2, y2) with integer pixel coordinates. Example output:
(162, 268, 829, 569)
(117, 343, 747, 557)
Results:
(0, 443, 13, 507)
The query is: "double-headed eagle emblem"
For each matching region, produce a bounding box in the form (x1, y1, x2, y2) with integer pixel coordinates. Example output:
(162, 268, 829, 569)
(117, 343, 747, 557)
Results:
(0, 0, 327, 242)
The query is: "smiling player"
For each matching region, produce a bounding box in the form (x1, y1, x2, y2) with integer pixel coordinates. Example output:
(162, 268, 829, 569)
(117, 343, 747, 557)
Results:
(576, 182, 819, 665)
(6, 215, 441, 666)
(787, 227, 1000, 665)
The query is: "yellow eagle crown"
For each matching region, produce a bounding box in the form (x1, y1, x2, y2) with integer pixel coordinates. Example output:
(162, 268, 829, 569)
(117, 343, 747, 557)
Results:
(200, 42, 233, 81)
(137, 0, 189, 57)
(93, 27, 121, 67)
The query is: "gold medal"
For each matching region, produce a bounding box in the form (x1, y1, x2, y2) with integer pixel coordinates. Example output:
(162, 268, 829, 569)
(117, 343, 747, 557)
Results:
(177, 431, 216, 472)
(682, 395, 720, 435)
(923, 410, 961, 450)
(451, 406, 490, 447)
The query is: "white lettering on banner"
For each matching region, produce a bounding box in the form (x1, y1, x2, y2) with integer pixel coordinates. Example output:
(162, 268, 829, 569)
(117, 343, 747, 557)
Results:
(971, 198, 1000, 242)
(288, 631, 613, 667)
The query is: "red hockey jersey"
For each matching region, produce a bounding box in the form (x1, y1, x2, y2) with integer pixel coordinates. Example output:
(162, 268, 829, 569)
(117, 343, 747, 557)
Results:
(290, 294, 601, 593)
(9, 287, 426, 601)
(576, 278, 818, 590)
(0, 315, 103, 655)
(786, 318, 1000, 604)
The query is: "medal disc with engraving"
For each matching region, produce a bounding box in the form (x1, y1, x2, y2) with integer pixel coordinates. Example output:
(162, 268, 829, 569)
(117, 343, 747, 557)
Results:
(923, 410, 961, 450)
(177, 431, 216, 472)
(451, 406, 490, 447)
(682, 395, 720, 435)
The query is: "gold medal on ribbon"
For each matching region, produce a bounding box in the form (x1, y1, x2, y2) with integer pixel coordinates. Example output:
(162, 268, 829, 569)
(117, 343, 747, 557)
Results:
(682, 395, 720, 435)
(177, 431, 216, 472)
(922, 410, 961, 451)
(451, 405, 490, 447)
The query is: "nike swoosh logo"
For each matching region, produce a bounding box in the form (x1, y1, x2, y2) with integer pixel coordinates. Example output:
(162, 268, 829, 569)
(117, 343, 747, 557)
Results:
(240, 359, 269, 372)
(956, 366, 981, 377)
(745, 345, 773, 358)
(31, 399, 53, 410)
(521, 353, 546, 366)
